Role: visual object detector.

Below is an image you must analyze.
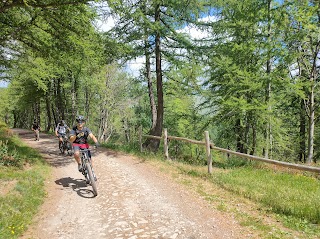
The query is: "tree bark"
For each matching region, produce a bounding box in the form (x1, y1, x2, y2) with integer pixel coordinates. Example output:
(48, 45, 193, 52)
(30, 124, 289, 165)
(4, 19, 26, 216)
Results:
(145, 34, 157, 132)
(45, 94, 52, 132)
(143, 3, 164, 151)
(299, 99, 306, 163)
(235, 118, 243, 153)
(264, 0, 272, 159)
(306, 84, 315, 164)
(71, 72, 77, 121)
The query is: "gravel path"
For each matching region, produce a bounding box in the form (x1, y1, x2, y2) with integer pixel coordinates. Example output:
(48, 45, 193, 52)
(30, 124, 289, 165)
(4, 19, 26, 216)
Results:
(15, 129, 248, 239)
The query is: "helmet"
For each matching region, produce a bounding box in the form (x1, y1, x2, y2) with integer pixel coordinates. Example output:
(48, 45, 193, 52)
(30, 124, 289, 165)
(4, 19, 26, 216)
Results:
(60, 120, 65, 125)
(76, 115, 86, 123)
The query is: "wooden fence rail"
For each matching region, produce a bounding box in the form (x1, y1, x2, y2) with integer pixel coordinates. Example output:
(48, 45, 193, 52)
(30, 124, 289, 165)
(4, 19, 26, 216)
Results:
(139, 127, 320, 174)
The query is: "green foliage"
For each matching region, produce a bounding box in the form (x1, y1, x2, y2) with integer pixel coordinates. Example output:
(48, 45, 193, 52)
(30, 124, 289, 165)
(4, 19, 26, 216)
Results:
(0, 123, 49, 238)
(0, 140, 21, 168)
(2, 0, 320, 167)
(0, 88, 13, 125)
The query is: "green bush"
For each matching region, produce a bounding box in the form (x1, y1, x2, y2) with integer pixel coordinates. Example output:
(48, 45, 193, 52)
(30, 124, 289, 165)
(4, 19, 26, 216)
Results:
(0, 140, 22, 168)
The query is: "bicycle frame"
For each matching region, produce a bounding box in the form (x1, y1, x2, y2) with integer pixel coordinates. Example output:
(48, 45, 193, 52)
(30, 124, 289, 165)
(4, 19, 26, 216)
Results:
(59, 134, 72, 155)
(79, 148, 98, 196)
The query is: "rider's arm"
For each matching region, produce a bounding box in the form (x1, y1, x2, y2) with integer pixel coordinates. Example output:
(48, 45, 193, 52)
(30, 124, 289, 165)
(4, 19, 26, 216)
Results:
(89, 133, 98, 144)
(69, 134, 76, 143)
(54, 126, 59, 136)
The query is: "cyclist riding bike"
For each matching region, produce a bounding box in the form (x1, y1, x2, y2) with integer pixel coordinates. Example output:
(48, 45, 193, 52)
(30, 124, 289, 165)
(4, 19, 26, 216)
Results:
(69, 115, 99, 172)
(55, 120, 70, 150)
(31, 120, 40, 141)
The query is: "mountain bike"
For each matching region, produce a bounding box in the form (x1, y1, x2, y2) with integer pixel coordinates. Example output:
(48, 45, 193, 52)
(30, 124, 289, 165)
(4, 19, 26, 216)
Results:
(79, 148, 98, 196)
(59, 134, 72, 155)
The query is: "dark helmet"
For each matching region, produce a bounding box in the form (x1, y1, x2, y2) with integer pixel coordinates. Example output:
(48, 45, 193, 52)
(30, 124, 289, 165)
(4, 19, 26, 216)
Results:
(60, 120, 65, 125)
(76, 115, 86, 123)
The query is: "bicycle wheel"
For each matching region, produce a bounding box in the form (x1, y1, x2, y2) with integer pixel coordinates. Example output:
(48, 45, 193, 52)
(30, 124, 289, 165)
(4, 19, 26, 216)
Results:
(85, 162, 98, 196)
(59, 142, 64, 154)
(66, 142, 73, 155)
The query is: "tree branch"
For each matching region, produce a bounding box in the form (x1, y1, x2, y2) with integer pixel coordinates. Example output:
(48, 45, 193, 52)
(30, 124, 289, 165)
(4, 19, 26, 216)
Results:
(0, 0, 90, 13)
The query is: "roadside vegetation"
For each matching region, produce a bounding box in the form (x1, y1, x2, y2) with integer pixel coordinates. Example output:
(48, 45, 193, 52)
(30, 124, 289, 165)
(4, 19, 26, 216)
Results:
(2, 1, 320, 238)
(0, 122, 50, 239)
(107, 142, 320, 239)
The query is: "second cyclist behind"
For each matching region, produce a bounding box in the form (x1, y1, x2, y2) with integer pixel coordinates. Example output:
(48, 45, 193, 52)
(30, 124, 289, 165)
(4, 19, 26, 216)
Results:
(55, 120, 71, 151)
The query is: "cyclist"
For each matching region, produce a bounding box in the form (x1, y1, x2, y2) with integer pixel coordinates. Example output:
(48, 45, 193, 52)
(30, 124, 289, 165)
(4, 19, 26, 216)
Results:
(31, 120, 40, 141)
(69, 115, 99, 172)
(55, 120, 70, 150)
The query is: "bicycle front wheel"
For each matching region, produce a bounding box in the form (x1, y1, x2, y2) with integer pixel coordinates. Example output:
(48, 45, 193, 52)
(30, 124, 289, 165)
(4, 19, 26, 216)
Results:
(85, 162, 97, 196)
(59, 142, 64, 154)
(66, 142, 73, 155)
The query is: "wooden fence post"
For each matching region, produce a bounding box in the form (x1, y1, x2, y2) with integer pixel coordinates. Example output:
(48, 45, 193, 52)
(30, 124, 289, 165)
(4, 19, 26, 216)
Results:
(164, 128, 169, 160)
(205, 131, 212, 174)
(139, 125, 142, 152)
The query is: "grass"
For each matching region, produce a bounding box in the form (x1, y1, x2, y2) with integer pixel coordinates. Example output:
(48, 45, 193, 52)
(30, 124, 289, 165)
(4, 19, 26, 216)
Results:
(0, 122, 50, 239)
(106, 142, 320, 239)
(213, 166, 320, 223)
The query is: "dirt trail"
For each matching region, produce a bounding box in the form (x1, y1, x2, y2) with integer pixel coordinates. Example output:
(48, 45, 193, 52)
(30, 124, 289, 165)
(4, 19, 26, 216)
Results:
(14, 129, 250, 239)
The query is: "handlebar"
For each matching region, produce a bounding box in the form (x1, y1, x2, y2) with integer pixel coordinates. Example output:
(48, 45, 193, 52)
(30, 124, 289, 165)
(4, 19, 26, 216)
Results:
(79, 147, 98, 152)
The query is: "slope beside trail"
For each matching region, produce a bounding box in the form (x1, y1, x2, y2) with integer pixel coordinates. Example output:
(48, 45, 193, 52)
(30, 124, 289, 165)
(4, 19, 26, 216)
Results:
(14, 128, 252, 239)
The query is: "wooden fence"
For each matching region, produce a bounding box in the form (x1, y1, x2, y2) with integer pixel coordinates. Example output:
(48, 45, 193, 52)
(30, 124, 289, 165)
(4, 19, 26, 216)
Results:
(139, 127, 320, 174)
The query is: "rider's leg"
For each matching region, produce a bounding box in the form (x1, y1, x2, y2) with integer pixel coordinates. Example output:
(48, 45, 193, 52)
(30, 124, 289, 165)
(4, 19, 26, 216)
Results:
(36, 130, 39, 141)
(74, 151, 81, 164)
(88, 150, 93, 166)
(73, 146, 82, 171)
(58, 136, 63, 148)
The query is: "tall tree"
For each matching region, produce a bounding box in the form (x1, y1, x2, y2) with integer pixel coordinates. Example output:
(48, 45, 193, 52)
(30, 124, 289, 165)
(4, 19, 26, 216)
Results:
(107, 0, 204, 151)
(283, 0, 320, 163)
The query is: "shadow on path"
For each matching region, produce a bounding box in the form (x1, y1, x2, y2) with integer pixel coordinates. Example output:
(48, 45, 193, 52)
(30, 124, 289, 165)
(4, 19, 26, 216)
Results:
(55, 177, 96, 198)
(11, 128, 74, 168)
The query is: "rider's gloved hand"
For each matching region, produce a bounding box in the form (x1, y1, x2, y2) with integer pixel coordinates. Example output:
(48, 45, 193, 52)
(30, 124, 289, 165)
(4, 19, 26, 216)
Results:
(95, 142, 100, 148)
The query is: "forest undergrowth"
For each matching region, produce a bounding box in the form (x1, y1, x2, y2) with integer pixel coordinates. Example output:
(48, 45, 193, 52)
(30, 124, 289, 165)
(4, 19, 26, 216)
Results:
(0, 123, 50, 239)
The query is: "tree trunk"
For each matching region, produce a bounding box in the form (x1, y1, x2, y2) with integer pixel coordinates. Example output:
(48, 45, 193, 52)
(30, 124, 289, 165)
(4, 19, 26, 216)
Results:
(51, 103, 58, 127)
(243, 116, 249, 154)
(264, 0, 272, 159)
(299, 99, 306, 163)
(143, 3, 163, 151)
(85, 87, 90, 122)
(45, 95, 52, 132)
(306, 84, 315, 164)
(143, 2, 157, 132)
(56, 77, 63, 120)
(145, 34, 157, 131)
(250, 123, 256, 155)
(235, 118, 243, 153)
(71, 72, 77, 121)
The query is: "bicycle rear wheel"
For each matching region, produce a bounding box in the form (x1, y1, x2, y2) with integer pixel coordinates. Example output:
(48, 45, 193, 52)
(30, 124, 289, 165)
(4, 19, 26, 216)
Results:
(85, 162, 97, 196)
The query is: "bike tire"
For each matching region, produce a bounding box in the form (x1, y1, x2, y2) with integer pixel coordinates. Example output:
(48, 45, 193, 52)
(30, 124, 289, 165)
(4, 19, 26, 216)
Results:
(66, 142, 72, 155)
(85, 162, 98, 196)
(59, 143, 64, 154)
